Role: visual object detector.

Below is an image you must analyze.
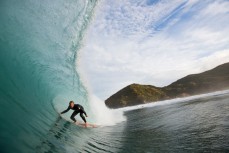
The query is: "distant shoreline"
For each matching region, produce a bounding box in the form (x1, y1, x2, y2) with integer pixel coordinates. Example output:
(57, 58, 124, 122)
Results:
(116, 89, 229, 111)
(105, 62, 229, 109)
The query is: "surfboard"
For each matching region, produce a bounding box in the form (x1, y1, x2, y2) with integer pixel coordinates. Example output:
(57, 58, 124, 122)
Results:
(59, 114, 99, 128)
(75, 121, 99, 128)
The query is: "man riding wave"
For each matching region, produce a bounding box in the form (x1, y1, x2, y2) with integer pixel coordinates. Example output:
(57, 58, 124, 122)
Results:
(61, 101, 88, 127)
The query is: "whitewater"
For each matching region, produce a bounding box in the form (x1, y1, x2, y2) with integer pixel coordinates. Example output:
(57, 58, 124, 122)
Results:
(0, 0, 228, 153)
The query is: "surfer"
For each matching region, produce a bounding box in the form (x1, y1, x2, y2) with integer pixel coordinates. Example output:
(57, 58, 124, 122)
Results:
(61, 101, 88, 127)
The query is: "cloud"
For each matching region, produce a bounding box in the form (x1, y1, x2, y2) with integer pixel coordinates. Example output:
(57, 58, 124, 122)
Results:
(200, 0, 229, 16)
(79, 0, 229, 100)
(92, 0, 186, 38)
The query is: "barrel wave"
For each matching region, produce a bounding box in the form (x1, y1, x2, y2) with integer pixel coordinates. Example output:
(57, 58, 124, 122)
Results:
(0, 0, 97, 152)
(1, 1, 229, 153)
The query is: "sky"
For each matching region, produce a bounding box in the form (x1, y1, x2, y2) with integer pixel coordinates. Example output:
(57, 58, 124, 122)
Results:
(79, 0, 229, 100)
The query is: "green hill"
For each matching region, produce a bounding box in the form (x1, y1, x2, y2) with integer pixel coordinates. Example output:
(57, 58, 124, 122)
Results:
(105, 62, 229, 108)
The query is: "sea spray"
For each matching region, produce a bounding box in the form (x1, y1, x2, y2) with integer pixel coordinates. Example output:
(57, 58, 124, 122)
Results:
(53, 93, 126, 126)
(88, 95, 126, 126)
(77, 40, 126, 125)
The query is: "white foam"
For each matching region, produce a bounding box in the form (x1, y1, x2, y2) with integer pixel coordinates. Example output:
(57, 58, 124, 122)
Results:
(77, 54, 126, 126)
(88, 95, 126, 126)
(53, 94, 126, 126)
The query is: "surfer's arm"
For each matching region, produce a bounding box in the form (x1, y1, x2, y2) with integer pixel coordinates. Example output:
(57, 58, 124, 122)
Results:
(61, 106, 70, 114)
(77, 104, 88, 117)
(81, 109, 88, 117)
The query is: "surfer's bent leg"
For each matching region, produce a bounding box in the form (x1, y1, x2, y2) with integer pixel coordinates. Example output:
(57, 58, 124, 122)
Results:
(70, 111, 79, 122)
(80, 112, 87, 123)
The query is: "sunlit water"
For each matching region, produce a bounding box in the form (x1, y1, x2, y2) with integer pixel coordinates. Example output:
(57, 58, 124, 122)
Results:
(37, 92, 229, 153)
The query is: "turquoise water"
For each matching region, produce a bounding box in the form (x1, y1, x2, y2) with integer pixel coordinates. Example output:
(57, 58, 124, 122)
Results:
(0, 0, 97, 152)
(1, 1, 229, 153)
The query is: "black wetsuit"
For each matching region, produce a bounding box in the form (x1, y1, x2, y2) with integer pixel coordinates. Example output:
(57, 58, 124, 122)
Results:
(61, 104, 87, 123)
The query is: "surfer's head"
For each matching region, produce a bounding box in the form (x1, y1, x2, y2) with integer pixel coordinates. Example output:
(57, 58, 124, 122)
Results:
(69, 101, 74, 108)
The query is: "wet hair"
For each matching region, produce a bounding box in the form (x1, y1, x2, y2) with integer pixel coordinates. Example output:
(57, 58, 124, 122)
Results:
(69, 101, 74, 105)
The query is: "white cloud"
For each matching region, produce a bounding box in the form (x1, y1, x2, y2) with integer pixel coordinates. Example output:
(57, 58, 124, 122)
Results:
(200, 0, 229, 16)
(79, 0, 229, 100)
(92, 0, 185, 38)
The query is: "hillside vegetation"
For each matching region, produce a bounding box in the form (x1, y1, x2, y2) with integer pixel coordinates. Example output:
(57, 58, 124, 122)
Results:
(105, 62, 229, 108)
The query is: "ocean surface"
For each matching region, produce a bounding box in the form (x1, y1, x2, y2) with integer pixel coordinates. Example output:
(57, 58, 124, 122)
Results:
(35, 91, 229, 153)
(0, 0, 229, 153)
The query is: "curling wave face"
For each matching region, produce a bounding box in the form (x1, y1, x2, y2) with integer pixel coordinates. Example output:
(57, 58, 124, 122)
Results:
(0, 0, 97, 152)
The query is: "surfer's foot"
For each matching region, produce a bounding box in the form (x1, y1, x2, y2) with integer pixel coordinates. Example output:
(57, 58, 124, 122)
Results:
(85, 123, 88, 128)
